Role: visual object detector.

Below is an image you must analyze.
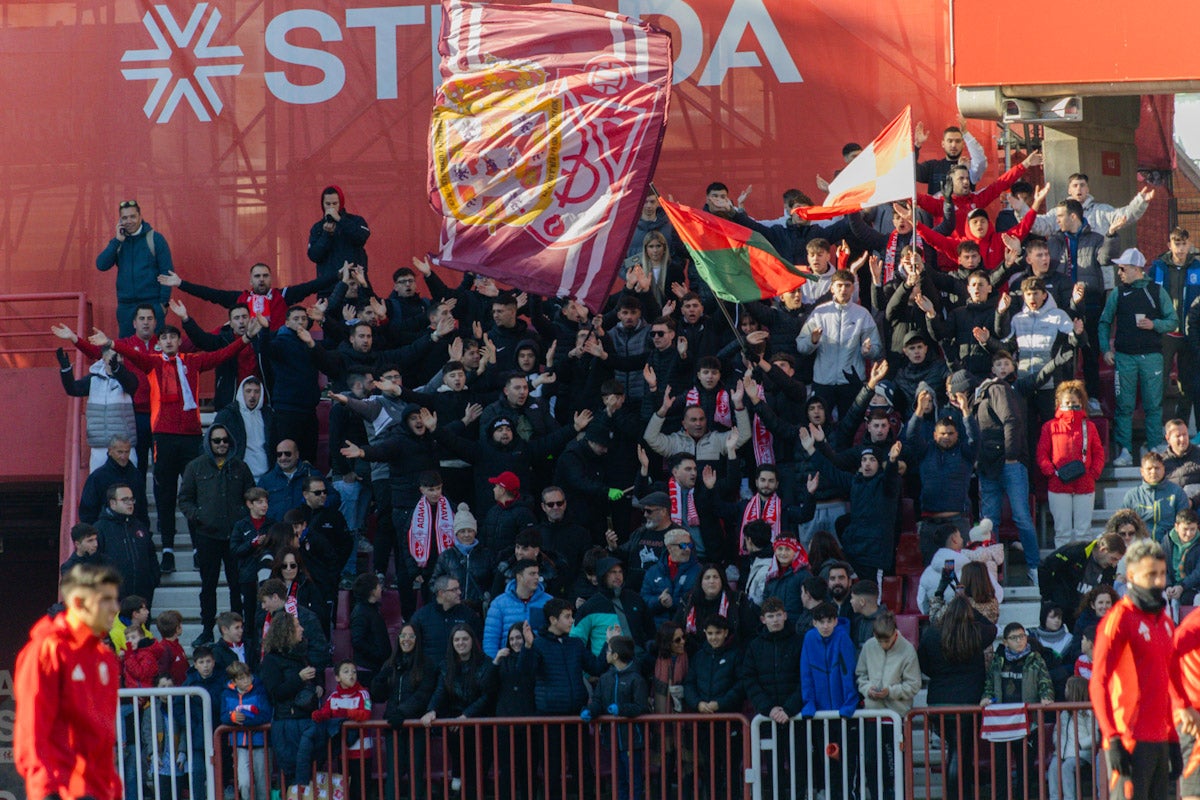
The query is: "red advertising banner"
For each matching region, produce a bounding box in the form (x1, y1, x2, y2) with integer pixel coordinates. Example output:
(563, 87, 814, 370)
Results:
(0, 0, 964, 338)
(428, 1, 672, 310)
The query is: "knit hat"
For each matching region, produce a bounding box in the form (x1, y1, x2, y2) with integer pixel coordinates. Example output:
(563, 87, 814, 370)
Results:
(969, 518, 993, 543)
(595, 557, 623, 579)
(453, 503, 477, 533)
(948, 370, 975, 396)
(583, 420, 614, 445)
(773, 537, 802, 553)
(871, 381, 896, 408)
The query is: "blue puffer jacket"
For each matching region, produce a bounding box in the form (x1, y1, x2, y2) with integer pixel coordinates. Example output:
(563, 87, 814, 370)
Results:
(482, 580, 552, 657)
(96, 222, 173, 303)
(640, 557, 701, 625)
(519, 629, 606, 714)
(1152, 251, 1200, 335)
(263, 326, 322, 414)
(800, 618, 860, 718)
(220, 677, 273, 747)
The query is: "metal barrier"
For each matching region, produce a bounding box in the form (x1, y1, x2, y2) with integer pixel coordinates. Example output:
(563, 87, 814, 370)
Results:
(750, 709, 905, 800)
(905, 702, 1101, 800)
(214, 713, 753, 800)
(117, 687, 216, 800)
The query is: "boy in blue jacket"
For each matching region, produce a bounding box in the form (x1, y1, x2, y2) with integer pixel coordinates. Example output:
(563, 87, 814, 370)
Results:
(581, 636, 648, 800)
(221, 661, 273, 800)
(184, 646, 226, 800)
(801, 601, 860, 800)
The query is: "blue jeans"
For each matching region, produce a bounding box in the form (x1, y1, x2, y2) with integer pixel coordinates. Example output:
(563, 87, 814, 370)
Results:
(334, 478, 370, 577)
(980, 461, 1039, 569)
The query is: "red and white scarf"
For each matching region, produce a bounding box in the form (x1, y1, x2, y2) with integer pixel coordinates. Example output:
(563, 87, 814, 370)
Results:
(285, 582, 300, 617)
(685, 386, 730, 427)
(408, 496, 455, 568)
(246, 289, 275, 320)
(685, 591, 730, 633)
(751, 410, 775, 466)
(882, 228, 923, 284)
(764, 544, 810, 582)
(668, 478, 699, 527)
(739, 493, 781, 553)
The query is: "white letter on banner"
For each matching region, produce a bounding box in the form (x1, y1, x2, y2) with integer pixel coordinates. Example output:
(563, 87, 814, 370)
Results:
(265, 10, 345, 104)
(346, 6, 425, 100)
(696, 0, 802, 87)
(618, 0, 703, 85)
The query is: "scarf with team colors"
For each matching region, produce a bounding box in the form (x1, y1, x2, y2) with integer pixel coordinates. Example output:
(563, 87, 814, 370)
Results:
(408, 496, 454, 567)
(669, 478, 699, 527)
(685, 591, 730, 633)
(686, 386, 730, 427)
(739, 493, 781, 553)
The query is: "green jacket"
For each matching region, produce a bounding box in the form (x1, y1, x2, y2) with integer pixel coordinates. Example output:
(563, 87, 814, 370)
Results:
(983, 645, 1054, 705)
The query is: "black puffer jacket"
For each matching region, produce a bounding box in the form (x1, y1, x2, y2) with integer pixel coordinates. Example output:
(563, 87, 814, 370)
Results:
(493, 649, 538, 716)
(684, 641, 744, 712)
(431, 545, 495, 609)
(480, 501, 537, 561)
(361, 415, 439, 509)
(741, 626, 804, 716)
(259, 645, 319, 720)
(350, 600, 392, 673)
(428, 658, 495, 718)
(370, 653, 438, 728)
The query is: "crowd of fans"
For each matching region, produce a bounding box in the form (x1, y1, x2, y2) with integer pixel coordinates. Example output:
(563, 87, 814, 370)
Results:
(51, 129, 1200, 798)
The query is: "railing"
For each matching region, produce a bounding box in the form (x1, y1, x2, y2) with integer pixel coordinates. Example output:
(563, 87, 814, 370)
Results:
(906, 702, 1102, 800)
(214, 713, 753, 800)
(750, 709, 905, 800)
(117, 686, 216, 800)
(0, 292, 91, 563)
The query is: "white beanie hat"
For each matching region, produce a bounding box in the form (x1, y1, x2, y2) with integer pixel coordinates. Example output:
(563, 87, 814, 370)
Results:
(454, 502, 478, 533)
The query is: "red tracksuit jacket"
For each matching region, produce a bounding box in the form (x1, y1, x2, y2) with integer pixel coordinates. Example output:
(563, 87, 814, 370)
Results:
(15, 613, 122, 800)
(114, 337, 246, 435)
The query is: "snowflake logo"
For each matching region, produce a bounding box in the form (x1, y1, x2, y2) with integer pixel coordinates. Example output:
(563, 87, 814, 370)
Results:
(121, 4, 244, 123)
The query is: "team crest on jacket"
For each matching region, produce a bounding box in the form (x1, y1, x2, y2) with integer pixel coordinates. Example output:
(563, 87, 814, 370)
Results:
(1139, 621, 1151, 641)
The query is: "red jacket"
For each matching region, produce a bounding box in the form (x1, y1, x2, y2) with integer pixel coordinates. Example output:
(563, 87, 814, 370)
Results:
(918, 208, 1036, 271)
(1171, 609, 1200, 712)
(76, 334, 155, 413)
(122, 641, 161, 689)
(1090, 596, 1180, 750)
(312, 682, 371, 723)
(917, 162, 1028, 237)
(156, 638, 188, 686)
(113, 337, 246, 435)
(15, 613, 122, 800)
(1036, 409, 1106, 494)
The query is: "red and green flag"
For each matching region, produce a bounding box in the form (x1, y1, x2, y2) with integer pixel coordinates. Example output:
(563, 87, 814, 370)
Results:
(658, 197, 807, 303)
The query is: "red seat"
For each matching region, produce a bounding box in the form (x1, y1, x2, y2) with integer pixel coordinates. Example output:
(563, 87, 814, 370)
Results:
(331, 628, 352, 664)
(900, 498, 916, 533)
(881, 576, 903, 613)
(895, 533, 923, 576)
(336, 589, 352, 629)
(381, 589, 403, 630)
(896, 614, 920, 650)
(902, 576, 922, 614)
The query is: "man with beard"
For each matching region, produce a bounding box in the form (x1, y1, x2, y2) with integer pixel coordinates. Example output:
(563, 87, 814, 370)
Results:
(1091, 538, 1182, 800)
(572, 558, 654, 659)
(160, 261, 336, 331)
(824, 561, 855, 620)
(212, 376, 275, 481)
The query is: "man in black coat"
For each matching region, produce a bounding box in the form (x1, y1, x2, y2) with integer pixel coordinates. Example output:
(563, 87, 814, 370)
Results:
(1038, 532, 1126, 628)
(95, 483, 159, 606)
(742, 596, 806, 794)
(179, 424, 256, 644)
(531, 486, 593, 587)
(293, 475, 352, 617)
(307, 185, 371, 290)
(78, 436, 148, 525)
(408, 574, 484, 669)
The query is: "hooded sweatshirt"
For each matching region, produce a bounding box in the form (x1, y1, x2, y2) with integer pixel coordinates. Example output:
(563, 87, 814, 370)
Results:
(306, 185, 370, 284)
(1004, 294, 1074, 389)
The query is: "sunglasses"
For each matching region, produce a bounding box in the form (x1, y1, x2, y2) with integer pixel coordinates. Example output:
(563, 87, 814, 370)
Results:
(671, 542, 694, 550)
(281, 562, 298, 569)
(650, 330, 669, 337)
(119, 200, 139, 209)
(276, 450, 294, 457)
(210, 437, 230, 444)
(543, 500, 566, 507)
(672, 636, 686, 643)
(308, 489, 327, 496)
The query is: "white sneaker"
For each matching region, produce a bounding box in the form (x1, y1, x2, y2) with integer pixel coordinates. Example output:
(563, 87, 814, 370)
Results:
(1028, 569, 1039, 589)
(1088, 398, 1102, 415)
(1112, 448, 1134, 467)
(450, 777, 462, 793)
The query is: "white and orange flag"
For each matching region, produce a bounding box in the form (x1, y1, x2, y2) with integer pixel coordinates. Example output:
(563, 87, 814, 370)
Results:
(793, 106, 914, 221)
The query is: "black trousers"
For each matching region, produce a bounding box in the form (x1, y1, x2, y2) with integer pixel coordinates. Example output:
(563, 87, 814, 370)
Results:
(153, 433, 200, 550)
(134, 411, 152, 480)
(1109, 741, 1170, 800)
(195, 535, 240, 632)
